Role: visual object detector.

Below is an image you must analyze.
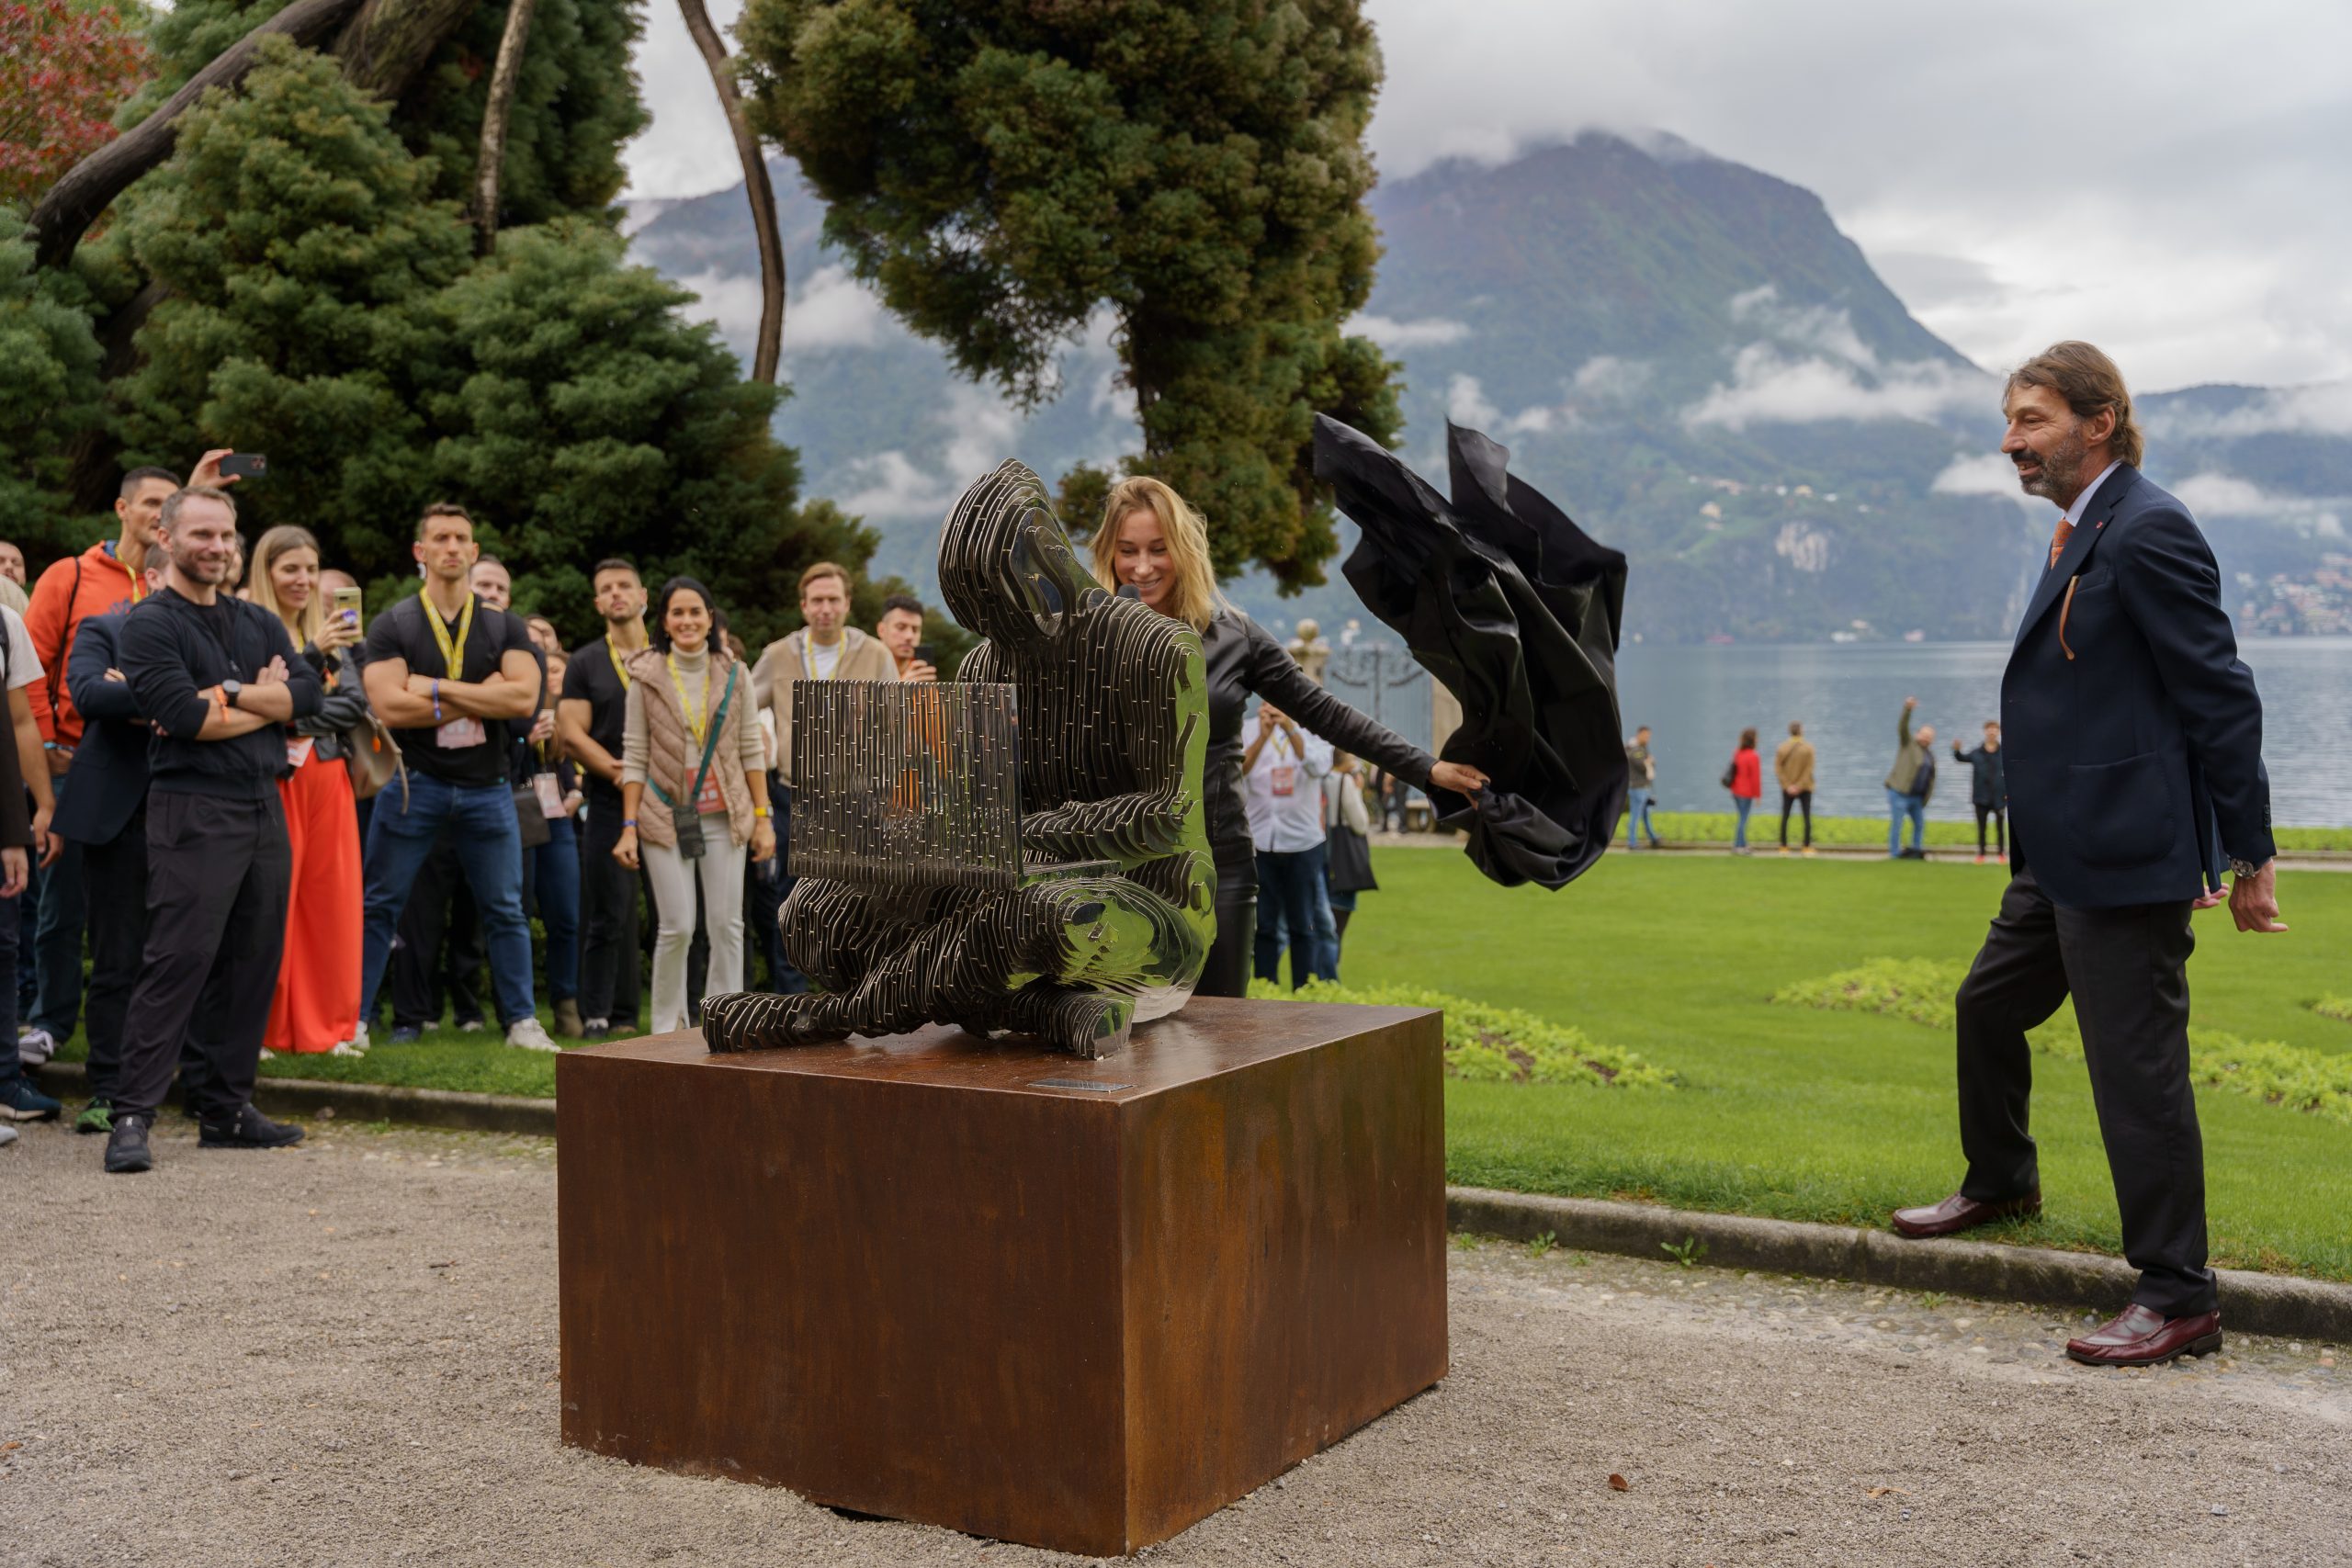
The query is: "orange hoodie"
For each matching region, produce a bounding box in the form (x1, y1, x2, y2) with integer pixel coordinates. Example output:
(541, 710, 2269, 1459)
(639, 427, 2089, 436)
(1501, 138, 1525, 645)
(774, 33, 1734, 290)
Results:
(27, 539, 144, 748)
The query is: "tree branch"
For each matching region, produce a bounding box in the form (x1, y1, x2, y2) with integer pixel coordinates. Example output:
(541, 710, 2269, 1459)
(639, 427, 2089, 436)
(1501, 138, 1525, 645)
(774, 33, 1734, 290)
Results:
(675, 0, 785, 384)
(27, 0, 370, 270)
(472, 0, 538, 254)
(333, 0, 482, 99)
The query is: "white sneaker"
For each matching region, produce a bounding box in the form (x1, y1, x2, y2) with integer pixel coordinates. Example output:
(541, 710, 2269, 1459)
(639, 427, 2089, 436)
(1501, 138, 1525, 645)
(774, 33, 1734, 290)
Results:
(17, 1028, 54, 1067)
(505, 1017, 559, 1053)
(332, 1023, 370, 1058)
(0, 1123, 17, 1148)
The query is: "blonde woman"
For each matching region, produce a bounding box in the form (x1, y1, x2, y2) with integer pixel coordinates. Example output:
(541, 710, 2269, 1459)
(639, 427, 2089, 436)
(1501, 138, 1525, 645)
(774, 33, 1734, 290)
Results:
(613, 577, 775, 1033)
(248, 525, 370, 1054)
(1088, 477, 1489, 997)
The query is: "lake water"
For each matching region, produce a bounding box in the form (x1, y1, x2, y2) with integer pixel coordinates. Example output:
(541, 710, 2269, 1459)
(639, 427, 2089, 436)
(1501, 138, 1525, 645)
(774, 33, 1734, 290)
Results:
(1613, 637, 2352, 826)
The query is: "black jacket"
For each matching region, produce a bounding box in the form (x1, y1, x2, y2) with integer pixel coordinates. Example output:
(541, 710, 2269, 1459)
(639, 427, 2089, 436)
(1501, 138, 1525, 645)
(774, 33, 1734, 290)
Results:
(54, 608, 151, 845)
(1203, 610, 1433, 889)
(2002, 465, 2273, 908)
(119, 588, 322, 799)
(1952, 740, 2006, 810)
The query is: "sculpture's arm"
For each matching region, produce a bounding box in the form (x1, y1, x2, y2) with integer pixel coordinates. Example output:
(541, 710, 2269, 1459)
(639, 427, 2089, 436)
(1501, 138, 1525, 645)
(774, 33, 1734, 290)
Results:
(1022, 626, 1208, 868)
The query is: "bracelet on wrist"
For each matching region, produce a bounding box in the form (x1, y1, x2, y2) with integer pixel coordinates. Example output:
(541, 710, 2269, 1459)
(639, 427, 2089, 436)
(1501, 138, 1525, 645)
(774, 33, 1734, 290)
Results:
(431, 677, 443, 723)
(621, 818, 638, 829)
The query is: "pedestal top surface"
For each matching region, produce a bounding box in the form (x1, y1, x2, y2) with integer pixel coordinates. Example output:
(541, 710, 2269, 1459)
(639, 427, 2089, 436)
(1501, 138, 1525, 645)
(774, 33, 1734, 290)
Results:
(563, 996, 1437, 1102)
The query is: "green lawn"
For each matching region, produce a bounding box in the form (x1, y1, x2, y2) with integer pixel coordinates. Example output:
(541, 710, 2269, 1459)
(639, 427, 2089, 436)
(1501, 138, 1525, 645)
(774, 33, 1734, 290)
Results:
(1646, 809, 2352, 852)
(43, 850, 2351, 1279)
(1336, 851, 2352, 1281)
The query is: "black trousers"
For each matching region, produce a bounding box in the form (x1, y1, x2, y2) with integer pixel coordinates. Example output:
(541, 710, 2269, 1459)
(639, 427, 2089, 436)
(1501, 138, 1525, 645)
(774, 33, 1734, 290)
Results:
(388, 831, 485, 1029)
(78, 809, 153, 1104)
(1973, 803, 2007, 855)
(114, 792, 291, 1125)
(1194, 879, 1258, 999)
(1954, 866, 2211, 1315)
(1779, 790, 1813, 847)
(578, 795, 642, 1025)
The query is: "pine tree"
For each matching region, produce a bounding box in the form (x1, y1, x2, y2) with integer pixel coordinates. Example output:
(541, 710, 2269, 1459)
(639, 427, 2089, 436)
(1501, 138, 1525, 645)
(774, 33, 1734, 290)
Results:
(0, 210, 106, 557)
(737, 0, 1402, 588)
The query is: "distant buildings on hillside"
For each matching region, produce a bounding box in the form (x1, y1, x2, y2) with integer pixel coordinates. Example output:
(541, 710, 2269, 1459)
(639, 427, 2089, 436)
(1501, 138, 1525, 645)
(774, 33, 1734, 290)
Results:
(2240, 555, 2352, 636)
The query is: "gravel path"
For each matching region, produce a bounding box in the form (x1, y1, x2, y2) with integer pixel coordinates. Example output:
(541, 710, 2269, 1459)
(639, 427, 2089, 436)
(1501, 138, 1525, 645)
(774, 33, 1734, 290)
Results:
(4, 1118, 2346, 1567)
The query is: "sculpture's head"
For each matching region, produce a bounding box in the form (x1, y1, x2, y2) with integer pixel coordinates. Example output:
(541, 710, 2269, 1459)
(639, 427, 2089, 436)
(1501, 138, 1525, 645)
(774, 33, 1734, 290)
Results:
(938, 461, 1104, 649)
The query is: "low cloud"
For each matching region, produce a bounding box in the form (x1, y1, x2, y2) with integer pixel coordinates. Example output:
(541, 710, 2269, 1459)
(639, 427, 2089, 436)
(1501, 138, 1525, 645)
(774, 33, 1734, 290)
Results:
(1685, 344, 1989, 431)
(2149, 382, 2352, 441)
(1444, 374, 1563, 436)
(1729, 284, 1876, 367)
(835, 386, 1024, 522)
(2170, 472, 2346, 537)
(671, 263, 890, 353)
(1570, 355, 1651, 400)
(1350, 312, 1474, 349)
(1930, 452, 2045, 513)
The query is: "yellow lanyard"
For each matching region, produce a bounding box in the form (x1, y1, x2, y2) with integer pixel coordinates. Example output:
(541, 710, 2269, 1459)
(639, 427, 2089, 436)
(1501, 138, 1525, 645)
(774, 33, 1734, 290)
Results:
(421, 590, 474, 680)
(606, 630, 633, 691)
(667, 653, 709, 748)
(105, 542, 143, 604)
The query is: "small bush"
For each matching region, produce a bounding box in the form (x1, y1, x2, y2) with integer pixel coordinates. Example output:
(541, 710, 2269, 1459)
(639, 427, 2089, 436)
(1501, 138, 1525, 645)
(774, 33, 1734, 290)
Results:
(2312, 996, 2352, 1025)
(1245, 978, 1677, 1089)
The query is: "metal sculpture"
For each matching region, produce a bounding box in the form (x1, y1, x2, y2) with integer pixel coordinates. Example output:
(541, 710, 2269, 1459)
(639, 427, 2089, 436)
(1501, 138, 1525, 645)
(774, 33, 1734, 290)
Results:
(700, 461, 1216, 1057)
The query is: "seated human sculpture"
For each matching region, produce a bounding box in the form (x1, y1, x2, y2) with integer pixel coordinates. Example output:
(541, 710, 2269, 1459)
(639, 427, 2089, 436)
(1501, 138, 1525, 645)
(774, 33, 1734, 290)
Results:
(699, 461, 1216, 1058)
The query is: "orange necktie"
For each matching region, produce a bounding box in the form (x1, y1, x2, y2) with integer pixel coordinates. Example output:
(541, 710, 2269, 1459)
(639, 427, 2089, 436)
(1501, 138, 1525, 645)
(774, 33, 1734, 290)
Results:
(2047, 515, 2073, 570)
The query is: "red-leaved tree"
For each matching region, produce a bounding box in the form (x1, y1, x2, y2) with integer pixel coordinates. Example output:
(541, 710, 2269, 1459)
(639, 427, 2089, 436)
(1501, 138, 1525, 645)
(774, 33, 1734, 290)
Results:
(0, 0, 152, 209)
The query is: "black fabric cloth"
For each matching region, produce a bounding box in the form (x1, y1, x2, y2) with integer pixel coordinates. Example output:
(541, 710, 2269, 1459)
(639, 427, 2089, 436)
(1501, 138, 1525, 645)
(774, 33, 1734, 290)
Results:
(78, 807, 150, 1103)
(561, 635, 633, 803)
(1779, 790, 1814, 849)
(364, 593, 539, 788)
(1314, 416, 1630, 889)
(1954, 741, 2006, 808)
(56, 608, 150, 845)
(1194, 889, 1258, 1000)
(1201, 609, 1433, 894)
(577, 800, 642, 1026)
(1973, 803, 2008, 856)
(112, 792, 290, 1123)
(119, 588, 321, 799)
(2003, 465, 2273, 908)
(1954, 865, 2211, 1315)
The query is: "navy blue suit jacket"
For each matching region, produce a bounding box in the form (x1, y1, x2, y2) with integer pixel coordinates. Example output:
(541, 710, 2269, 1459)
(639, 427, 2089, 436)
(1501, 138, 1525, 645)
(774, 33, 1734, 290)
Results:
(51, 607, 151, 846)
(2001, 465, 2273, 908)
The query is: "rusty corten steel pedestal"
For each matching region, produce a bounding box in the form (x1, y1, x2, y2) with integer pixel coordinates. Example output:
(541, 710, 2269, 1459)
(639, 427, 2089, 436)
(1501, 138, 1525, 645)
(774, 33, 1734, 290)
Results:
(557, 996, 1446, 1557)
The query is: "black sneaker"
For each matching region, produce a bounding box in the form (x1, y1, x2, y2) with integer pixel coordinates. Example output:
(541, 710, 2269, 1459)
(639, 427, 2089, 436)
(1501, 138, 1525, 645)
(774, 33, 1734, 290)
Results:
(198, 1104, 306, 1150)
(105, 1112, 154, 1174)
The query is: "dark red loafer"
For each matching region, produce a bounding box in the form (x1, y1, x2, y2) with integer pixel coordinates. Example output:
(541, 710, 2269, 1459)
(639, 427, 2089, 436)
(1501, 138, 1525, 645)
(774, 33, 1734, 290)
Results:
(1890, 1189, 2041, 1239)
(2065, 1304, 2222, 1367)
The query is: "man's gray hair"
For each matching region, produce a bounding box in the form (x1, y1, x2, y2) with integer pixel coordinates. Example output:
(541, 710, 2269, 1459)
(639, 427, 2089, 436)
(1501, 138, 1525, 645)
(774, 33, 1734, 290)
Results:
(159, 485, 238, 530)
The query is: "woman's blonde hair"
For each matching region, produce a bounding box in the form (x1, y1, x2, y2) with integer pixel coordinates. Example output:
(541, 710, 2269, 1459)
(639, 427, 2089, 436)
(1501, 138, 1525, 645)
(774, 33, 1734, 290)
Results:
(249, 525, 324, 647)
(1088, 475, 1227, 632)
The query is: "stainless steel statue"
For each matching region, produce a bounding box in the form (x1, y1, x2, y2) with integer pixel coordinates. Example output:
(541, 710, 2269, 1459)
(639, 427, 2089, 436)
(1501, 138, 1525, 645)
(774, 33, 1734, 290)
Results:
(699, 461, 1215, 1057)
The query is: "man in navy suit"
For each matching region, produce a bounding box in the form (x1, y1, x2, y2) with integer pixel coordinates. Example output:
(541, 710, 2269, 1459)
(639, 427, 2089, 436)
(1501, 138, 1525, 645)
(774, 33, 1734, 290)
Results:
(1891, 342, 2284, 1369)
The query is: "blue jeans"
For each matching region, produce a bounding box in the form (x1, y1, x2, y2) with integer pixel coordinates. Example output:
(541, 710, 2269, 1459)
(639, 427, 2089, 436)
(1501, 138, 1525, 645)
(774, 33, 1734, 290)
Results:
(524, 814, 582, 1005)
(360, 772, 536, 1028)
(1732, 795, 1754, 848)
(1253, 843, 1338, 990)
(1625, 787, 1659, 847)
(1886, 787, 1927, 856)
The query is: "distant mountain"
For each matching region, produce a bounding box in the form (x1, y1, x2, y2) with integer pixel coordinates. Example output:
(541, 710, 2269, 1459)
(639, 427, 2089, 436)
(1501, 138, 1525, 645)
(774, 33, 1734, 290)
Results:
(628, 133, 2351, 641)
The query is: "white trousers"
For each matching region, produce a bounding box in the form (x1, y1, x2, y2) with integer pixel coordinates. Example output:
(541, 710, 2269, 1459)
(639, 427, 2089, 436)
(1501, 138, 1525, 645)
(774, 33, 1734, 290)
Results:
(643, 810, 748, 1035)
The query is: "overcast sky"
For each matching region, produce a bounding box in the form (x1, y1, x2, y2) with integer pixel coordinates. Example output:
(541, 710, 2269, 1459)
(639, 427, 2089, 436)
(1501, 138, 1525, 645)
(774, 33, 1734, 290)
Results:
(624, 0, 2352, 393)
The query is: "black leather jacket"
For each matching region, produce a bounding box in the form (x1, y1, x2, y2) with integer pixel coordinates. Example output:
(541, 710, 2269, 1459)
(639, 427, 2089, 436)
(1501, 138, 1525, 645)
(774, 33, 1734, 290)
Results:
(291, 642, 372, 761)
(1203, 610, 1434, 894)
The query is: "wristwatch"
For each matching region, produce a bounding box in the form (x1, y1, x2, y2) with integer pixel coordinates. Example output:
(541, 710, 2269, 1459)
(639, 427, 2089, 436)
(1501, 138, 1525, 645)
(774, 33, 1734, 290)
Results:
(2229, 858, 2267, 879)
(221, 680, 243, 710)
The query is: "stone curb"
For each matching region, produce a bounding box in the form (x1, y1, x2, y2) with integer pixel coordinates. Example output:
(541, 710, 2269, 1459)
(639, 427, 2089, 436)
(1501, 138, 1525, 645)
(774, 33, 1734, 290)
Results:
(36, 1060, 560, 1139)
(36, 1063, 2347, 1342)
(1447, 1186, 2352, 1346)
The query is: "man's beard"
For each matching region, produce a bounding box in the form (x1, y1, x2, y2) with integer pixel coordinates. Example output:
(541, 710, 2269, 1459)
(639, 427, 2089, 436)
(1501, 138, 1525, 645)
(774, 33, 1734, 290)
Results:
(2016, 423, 2089, 502)
(168, 547, 226, 583)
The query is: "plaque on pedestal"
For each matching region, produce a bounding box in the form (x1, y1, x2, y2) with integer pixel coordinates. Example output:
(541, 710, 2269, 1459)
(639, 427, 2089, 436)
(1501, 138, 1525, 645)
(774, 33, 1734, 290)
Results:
(557, 997, 1446, 1556)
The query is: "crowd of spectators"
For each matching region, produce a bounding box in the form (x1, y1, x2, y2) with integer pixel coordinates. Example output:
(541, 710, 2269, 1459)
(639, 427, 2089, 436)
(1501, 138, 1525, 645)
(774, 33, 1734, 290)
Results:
(0, 454, 951, 1171)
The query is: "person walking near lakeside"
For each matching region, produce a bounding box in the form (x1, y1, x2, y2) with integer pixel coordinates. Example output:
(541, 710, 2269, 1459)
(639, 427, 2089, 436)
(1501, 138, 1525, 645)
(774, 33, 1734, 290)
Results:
(1623, 726, 1663, 850)
(1954, 722, 2007, 863)
(1725, 728, 1762, 853)
(1892, 341, 2286, 1370)
(1775, 721, 1816, 855)
(613, 578, 775, 1035)
(354, 504, 556, 1055)
(105, 486, 323, 1174)
(1884, 698, 1936, 858)
(558, 558, 650, 1038)
(248, 526, 370, 1055)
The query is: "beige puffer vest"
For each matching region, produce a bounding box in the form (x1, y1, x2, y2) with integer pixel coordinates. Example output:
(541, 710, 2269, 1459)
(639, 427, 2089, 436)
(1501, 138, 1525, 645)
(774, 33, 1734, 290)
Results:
(626, 645, 754, 850)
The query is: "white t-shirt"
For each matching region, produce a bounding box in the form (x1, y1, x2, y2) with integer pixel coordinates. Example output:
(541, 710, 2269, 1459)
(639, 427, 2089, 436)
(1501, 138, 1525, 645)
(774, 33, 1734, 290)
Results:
(808, 637, 842, 680)
(1243, 719, 1333, 854)
(0, 604, 45, 692)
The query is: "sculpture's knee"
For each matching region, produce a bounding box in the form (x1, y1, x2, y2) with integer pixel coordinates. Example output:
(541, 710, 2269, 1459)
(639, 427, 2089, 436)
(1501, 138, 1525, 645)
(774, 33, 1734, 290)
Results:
(700, 990, 843, 1053)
